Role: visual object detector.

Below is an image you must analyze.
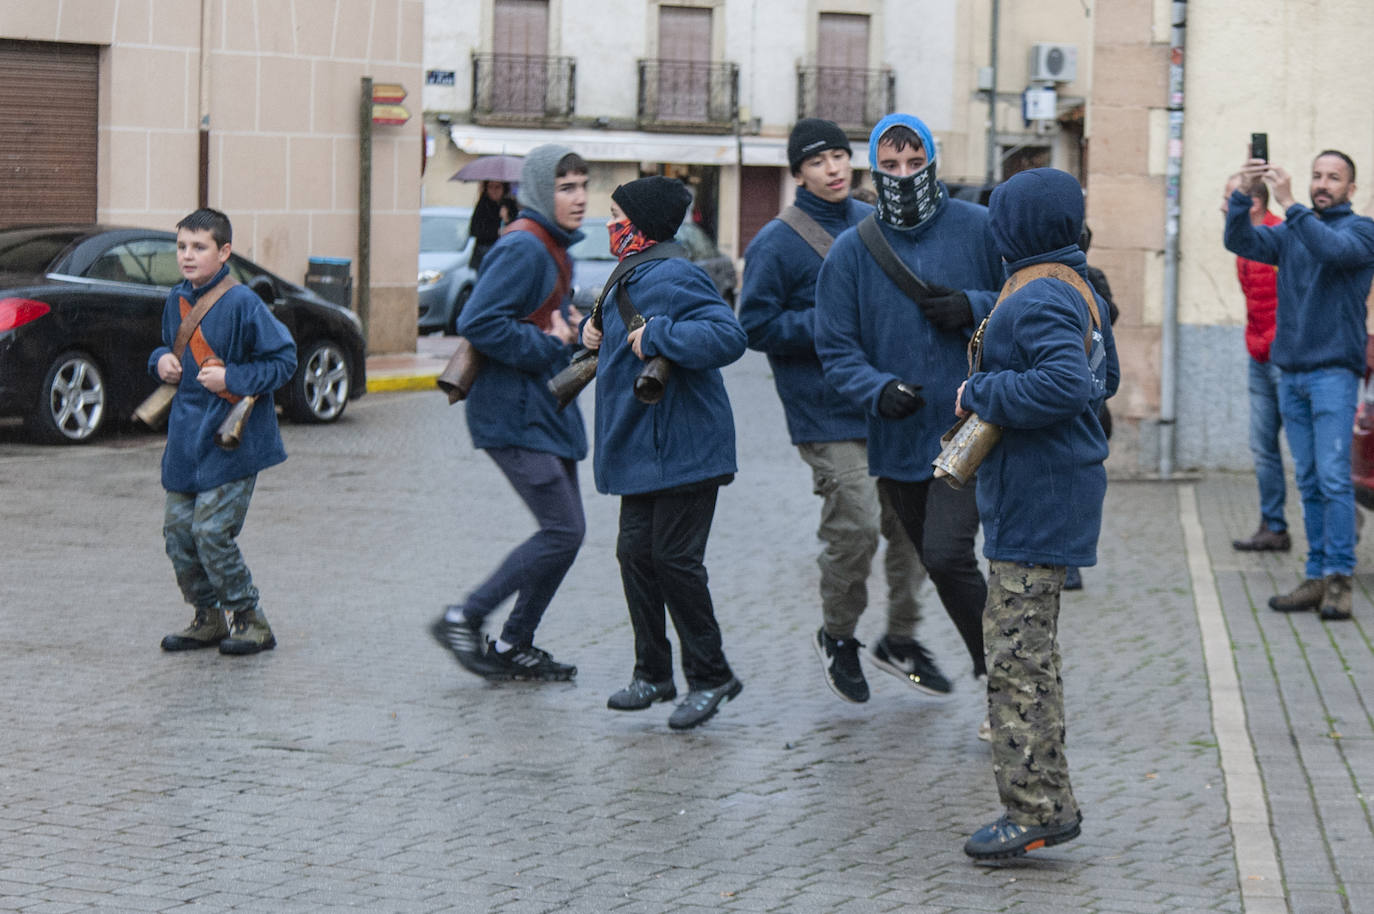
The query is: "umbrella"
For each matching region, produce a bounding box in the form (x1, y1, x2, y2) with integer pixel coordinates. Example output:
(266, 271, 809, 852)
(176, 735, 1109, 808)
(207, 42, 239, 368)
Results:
(449, 155, 524, 183)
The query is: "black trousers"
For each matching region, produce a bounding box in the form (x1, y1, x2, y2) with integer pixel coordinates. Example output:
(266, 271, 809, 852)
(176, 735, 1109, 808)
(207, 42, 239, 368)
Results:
(617, 486, 733, 691)
(877, 477, 987, 677)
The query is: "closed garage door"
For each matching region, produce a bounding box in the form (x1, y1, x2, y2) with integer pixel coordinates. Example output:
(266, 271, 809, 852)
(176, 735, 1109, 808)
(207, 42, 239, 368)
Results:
(0, 40, 98, 227)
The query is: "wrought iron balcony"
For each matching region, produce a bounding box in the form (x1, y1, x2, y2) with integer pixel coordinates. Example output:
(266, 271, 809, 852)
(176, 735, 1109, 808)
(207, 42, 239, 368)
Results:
(471, 53, 575, 125)
(637, 59, 739, 133)
(796, 65, 895, 134)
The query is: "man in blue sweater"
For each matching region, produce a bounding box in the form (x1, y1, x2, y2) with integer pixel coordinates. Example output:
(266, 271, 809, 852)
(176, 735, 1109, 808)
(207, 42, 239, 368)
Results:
(1226, 149, 1374, 621)
(739, 118, 926, 704)
(431, 144, 589, 680)
(816, 113, 1004, 697)
(955, 168, 1118, 860)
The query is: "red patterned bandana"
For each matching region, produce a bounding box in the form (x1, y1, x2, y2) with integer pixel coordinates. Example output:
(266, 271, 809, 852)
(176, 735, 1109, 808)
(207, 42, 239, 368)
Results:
(609, 219, 655, 260)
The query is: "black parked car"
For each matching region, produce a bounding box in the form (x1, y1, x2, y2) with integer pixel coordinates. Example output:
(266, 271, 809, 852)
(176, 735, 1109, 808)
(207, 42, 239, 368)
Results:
(0, 225, 367, 444)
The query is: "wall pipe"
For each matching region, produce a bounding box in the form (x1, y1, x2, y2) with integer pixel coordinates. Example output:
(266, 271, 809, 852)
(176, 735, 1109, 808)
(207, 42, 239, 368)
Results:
(1159, 0, 1186, 477)
(985, 0, 1000, 186)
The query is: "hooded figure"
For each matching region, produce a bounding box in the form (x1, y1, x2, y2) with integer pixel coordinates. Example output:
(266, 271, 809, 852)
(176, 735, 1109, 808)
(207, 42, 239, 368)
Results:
(957, 167, 1119, 861)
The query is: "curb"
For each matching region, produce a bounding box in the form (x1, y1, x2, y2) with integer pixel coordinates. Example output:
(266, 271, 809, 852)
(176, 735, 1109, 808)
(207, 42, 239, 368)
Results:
(366, 371, 442, 394)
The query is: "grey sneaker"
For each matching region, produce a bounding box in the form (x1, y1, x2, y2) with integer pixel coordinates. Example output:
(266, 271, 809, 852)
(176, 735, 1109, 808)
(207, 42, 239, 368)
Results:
(668, 677, 743, 730)
(813, 628, 869, 703)
(218, 608, 276, 655)
(607, 678, 677, 711)
(869, 635, 951, 695)
(161, 605, 228, 651)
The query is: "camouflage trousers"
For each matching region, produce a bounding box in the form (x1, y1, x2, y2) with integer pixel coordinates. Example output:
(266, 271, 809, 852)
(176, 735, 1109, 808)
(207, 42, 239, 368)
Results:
(984, 559, 1080, 827)
(164, 475, 260, 615)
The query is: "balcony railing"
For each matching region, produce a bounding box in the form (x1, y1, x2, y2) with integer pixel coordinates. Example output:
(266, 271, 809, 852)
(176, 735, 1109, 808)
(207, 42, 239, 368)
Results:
(471, 53, 575, 125)
(637, 59, 738, 133)
(796, 65, 895, 134)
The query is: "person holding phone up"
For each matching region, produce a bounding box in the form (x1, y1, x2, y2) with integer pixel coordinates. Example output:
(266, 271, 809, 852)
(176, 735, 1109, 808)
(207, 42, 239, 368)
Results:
(1225, 145, 1374, 621)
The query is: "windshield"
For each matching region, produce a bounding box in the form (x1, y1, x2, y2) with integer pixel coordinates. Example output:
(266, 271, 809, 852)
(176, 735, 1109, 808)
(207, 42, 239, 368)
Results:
(0, 231, 81, 274)
(420, 215, 469, 253)
(568, 221, 615, 261)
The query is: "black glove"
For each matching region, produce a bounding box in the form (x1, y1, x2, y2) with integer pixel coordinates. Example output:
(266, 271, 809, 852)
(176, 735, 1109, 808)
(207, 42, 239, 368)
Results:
(917, 284, 974, 331)
(878, 380, 925, 419)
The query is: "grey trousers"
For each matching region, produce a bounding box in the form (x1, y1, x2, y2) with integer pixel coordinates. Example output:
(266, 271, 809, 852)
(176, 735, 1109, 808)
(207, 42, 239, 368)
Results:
(164, 475, 259, 615)
(796, 439, 925, 640)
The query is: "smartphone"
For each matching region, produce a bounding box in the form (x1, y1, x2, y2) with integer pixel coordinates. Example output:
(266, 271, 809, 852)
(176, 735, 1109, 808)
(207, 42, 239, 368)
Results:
(1250, 132, 1268, 162)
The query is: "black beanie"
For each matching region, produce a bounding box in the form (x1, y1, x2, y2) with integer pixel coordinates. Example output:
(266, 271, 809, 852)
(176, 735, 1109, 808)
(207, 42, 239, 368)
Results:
(788, 118, 852, 174)
(612, 176, 692, 242)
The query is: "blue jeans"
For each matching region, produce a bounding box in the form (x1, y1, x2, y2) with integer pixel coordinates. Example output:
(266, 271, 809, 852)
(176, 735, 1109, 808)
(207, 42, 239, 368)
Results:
(463, 447, 585, 647)
(1248, 358, 1287, 533)
(164, 475, 259, 614)
(1278, 367, 1359, 578)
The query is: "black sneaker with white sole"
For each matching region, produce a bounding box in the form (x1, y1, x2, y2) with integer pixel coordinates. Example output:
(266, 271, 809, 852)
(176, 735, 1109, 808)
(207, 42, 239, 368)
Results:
(484, 643, 577, 682)
(869, 635, 952, 695)
(813, 628, 869, 703)
(430, 610, 499, 677)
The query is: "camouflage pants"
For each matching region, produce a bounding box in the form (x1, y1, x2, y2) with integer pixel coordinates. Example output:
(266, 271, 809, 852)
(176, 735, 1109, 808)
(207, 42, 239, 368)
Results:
(164, 475, 259, 615)
(984, 559, 1080, 827)
(796, 440, 925, 639)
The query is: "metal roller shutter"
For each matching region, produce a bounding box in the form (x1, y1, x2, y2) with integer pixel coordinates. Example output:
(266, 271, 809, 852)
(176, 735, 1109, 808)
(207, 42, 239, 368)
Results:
(0, 39, 99, 227)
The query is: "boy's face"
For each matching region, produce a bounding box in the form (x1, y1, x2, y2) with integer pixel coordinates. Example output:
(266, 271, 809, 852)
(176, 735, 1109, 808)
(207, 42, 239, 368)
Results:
(875, 139, 928, 177)
(794, 148, 853, 203)
(553, 172, 589, 231)
(176, 228, 231, 287)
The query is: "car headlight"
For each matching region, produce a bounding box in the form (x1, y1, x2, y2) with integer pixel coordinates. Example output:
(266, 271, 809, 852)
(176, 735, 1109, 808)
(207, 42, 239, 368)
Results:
(418, 269, 444, 286)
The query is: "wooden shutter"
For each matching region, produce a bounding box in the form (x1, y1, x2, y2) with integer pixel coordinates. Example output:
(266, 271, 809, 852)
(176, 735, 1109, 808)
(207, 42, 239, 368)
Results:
(816, 14, 869, 124)
(658, 6, 711, 121)
(738, 167, 781, 253)
(492, 0, 549, 115)
(0, 40, 99, 227)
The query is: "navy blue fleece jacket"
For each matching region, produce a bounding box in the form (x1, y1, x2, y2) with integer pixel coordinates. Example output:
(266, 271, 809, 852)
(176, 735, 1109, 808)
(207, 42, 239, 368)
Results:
(1224, 191, 1374, 375)
(456, 209, 588, 460)
(738, 188, 872, 444)
(814, 191, 1003, 482)
(959, 168, 1119, 566)
(148, 265, 296, 494)
(592, 256, 746, 495)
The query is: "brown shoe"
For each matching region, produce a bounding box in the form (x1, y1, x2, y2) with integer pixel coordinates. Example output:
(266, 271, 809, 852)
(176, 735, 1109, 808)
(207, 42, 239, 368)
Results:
(1320, 573, 1353, 621)
(1233, 525, 1292, 552)
(161, 605, 228, 651)
(1269, 578, 1325, 613)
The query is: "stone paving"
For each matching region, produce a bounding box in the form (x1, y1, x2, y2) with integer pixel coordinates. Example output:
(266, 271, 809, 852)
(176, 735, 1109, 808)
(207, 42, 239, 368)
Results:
(0, 348, 1369, 912)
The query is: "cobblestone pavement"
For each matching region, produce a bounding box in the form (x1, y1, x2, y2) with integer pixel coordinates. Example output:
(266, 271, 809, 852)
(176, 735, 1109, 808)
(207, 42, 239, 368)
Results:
(0, 349, 1370, 912)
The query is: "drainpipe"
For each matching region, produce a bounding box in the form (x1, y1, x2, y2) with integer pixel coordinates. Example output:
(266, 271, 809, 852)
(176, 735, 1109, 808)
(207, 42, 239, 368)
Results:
(984, 0, 1000, 185)
(1159, 0, 1186, 477)
(197, 0, 212, 207)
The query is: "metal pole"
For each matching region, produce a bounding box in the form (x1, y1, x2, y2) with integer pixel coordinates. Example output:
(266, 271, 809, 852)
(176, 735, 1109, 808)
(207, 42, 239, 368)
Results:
(985, 0, 1000, 185)
(358, 77, 372, 340)
(1159, 1, 1186, 477)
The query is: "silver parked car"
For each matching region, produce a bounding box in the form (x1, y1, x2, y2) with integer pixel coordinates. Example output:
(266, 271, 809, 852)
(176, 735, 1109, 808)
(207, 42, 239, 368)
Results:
(417, 206, 477, 335)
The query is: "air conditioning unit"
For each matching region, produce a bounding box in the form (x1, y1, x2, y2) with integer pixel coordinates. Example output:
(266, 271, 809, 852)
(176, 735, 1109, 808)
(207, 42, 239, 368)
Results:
(1028, 43, 1077, 83)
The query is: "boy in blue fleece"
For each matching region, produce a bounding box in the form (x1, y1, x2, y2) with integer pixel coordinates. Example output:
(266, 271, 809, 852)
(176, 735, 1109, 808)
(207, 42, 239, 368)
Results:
(957, 168, 1118, 860)
(153, 208, 297, 656)
(432, 144, 589, 681)
(739, 118, 926, 705)
(815, 113, 1003, 696)
(1226, 149, 1374, 621)
(581, 176, 747, 730)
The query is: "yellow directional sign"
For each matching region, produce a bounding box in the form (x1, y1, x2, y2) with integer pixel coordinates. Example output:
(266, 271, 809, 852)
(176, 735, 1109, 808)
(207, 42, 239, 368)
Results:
(371, 104, 410, 126)
(372, 83, 407, 104)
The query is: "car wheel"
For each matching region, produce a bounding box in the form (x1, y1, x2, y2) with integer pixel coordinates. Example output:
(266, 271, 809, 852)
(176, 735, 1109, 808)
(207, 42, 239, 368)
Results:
(445, 285, 473, 336)
(286, 339, 351, 423)
(28, 350, 107, 444)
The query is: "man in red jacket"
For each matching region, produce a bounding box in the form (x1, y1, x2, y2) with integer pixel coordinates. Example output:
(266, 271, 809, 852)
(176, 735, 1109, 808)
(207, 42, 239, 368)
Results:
(1223, 174, 1289, 551)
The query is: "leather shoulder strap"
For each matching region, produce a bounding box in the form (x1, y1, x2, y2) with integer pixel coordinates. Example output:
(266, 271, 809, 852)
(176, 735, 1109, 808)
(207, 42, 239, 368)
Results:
(777, 205, 834, 259)
(172, 275, 239, 358)
(505, 217, 573, 329)
(593, 242, 687, 330)
(856, 213, 933, 303)
(968, 262, 1102, 374)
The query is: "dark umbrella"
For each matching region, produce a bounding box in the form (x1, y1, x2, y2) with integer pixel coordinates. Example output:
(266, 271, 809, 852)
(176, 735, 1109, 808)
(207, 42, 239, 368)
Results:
(449, 155, 524, 183)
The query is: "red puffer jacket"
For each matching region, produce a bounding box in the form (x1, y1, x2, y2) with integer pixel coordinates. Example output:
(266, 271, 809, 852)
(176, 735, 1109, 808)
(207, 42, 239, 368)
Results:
(1236, 211, 1282, 362)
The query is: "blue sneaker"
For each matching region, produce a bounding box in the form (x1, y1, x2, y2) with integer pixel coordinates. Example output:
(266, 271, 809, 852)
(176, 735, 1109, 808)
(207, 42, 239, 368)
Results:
(964, 813, 1081, 859)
